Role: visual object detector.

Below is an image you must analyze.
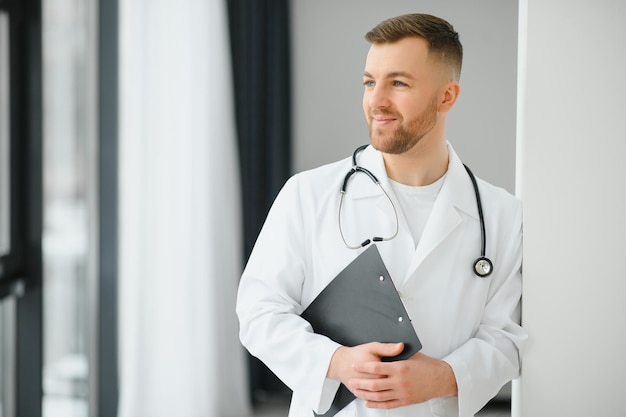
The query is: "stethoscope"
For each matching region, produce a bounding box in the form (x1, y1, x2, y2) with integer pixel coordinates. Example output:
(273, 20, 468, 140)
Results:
(338, 144, 493, 278)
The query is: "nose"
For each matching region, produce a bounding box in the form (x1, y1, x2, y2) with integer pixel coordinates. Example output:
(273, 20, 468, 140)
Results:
(365, 84, 390, 109)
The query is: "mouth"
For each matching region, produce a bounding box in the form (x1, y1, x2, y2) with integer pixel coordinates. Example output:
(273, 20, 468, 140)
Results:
(371, 113, 398, 127)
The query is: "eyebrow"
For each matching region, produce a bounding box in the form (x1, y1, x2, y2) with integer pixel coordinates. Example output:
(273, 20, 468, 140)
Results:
(363, 70, 415, 80)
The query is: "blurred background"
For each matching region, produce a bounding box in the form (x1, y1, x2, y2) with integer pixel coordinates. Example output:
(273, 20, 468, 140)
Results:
(1, 0, 625, 417)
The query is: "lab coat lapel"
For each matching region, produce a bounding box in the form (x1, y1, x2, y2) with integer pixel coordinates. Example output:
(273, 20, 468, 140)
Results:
(347, 146, 415, 280)
(402, 145, 478, 283)
(344, 144, 479, 285)
(348, 146, 397, 239)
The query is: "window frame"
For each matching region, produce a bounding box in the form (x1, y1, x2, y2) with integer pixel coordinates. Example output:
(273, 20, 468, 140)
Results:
(0, 0, 119, 415)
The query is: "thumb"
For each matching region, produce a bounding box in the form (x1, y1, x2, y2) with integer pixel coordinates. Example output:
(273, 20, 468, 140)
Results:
(373, 342, 404, 358)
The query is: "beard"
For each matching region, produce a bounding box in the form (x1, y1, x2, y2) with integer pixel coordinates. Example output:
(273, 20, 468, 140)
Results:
(368, 96, 439, 155)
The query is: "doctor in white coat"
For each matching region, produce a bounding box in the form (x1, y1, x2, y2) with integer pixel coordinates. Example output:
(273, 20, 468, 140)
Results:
(236, 13, 527, 417)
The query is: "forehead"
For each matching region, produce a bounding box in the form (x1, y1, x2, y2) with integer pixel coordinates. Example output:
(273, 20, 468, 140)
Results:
(364, 37, 432, 77)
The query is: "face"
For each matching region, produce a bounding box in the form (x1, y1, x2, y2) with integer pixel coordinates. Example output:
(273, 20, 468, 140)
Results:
(363, 37, 443, 154)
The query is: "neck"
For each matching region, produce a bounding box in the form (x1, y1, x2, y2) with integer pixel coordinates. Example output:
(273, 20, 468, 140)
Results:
(382, 136, 449, 187)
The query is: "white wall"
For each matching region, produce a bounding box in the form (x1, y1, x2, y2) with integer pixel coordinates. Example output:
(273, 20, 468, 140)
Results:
(291, 0, 519, 193)
(518, 1, 626, 415)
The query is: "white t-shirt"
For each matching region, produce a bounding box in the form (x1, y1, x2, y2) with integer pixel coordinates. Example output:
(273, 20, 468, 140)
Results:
(389, 173, 446, 248)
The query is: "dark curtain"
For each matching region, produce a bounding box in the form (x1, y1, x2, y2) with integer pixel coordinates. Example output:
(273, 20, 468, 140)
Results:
(1, 0, 44, 415)
(227, 0, 293, 404)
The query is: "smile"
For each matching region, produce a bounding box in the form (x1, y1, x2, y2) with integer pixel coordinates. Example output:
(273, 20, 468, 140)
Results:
(372, 115, 397, 127)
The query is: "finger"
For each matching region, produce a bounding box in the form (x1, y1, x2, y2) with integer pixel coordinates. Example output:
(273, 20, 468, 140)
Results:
(348, 376, 393, 394)
(354, 387, 395, 403)
(353, 359, 394, 376)
(351, 368, 386, 379)
(365, 399, 403, 410)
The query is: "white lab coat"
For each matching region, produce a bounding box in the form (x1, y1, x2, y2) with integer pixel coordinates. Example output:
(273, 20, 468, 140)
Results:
(236, 144, 527, 417)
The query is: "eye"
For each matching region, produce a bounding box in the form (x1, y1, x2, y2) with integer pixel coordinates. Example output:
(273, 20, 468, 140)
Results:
(363, 80, 375, 87)
(393, 80, 408, 87)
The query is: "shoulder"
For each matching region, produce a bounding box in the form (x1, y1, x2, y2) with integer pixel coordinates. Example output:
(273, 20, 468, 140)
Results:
(447, 144, 521, 221)
(476, 178, 520, 208)
(280, 155, 353, 200)
(479, 177, 520, 205)
(474, 177, 523, 232)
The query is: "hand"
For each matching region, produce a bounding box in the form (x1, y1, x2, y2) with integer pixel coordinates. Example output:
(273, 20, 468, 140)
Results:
(347, 351, 458, 409)
(327, 342, 405, 392)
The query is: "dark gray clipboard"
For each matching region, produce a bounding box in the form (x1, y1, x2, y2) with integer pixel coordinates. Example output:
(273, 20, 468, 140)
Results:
(301, 244, 422, 416)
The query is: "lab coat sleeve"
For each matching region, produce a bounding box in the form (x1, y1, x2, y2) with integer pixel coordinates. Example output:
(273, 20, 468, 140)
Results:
(443, 201, 527, 417)
(236, 175, 342, 414)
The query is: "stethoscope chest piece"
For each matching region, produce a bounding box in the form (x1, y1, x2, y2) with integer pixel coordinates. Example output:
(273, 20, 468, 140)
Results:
(473, 257, 493, 278)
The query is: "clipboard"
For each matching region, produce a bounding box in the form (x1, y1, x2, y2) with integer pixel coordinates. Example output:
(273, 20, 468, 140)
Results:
(301, 244, 422, 416)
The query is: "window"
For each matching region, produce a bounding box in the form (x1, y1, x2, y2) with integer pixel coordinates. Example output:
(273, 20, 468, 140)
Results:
(42, 1, 97, 415)
(1, 0, 118, 414)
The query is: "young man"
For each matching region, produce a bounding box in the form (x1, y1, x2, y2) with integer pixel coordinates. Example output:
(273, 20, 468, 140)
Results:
(236, 13, 526, 417)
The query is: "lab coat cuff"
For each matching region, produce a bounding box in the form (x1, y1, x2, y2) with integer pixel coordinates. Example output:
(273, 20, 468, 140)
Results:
(308, 341, 342, 414)
(317, 377, 341, 414)
(442, 353, 472, 417)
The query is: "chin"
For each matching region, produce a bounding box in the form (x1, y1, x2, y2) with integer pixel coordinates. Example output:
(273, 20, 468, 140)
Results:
(370, 134, 417, 155)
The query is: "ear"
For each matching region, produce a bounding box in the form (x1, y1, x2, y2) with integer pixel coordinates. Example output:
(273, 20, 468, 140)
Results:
(438, 81, 460, 113)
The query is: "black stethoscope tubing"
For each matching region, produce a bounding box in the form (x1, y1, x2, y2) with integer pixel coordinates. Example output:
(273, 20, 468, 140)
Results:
(462, 163, 493, 277)
(339, 145, 493, 278)
(339, 145, 399, 248)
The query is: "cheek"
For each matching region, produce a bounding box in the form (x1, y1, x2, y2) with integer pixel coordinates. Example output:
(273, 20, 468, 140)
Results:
(401, 98, 428, 118)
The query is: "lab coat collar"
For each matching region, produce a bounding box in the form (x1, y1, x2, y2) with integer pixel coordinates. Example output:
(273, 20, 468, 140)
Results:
(440, 144, 480, 220)
(347, 143, 479, 221)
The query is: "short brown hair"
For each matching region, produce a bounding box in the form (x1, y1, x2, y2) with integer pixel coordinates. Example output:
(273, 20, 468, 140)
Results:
(365, 13, 463, 81)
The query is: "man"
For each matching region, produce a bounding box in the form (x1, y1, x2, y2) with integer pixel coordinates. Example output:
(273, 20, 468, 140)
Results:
(236, 13, 526, 417)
